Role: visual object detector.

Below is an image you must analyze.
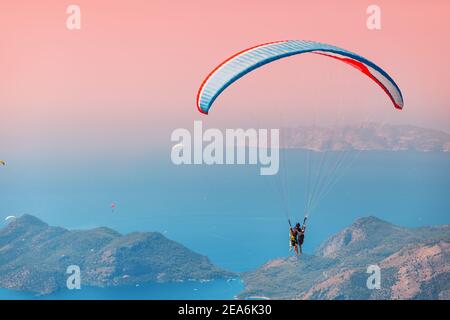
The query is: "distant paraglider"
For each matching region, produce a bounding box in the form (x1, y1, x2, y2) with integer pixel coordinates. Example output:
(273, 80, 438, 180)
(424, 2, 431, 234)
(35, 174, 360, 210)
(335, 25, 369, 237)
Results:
(5, 215, 16, 223)
(0, 160, 5, 166)
(171, 143, 184, 158)
(111, 202, 117, 213)
(172, 143, 184, 151)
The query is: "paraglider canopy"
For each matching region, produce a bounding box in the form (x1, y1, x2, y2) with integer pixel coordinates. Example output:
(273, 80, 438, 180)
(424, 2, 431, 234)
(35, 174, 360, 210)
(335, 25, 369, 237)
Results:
(197, 40, 403, 114)
(5, 215, 16, 222)
(172, 143, 184, 151)
(0, 160, 5, 166)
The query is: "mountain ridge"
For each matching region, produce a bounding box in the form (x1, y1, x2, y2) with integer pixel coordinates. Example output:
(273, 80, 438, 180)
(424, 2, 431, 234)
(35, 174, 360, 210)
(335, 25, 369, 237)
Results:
(239, 216, 450, 300)
(0, 215, 234, 295)
(280, 123, 450, 152)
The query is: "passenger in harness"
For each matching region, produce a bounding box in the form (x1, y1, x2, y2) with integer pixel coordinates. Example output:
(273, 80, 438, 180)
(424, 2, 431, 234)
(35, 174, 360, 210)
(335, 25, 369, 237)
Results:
(289, 225, 298, 254)
(289, 221, 300, 255)
(298, 217, 307, 254)
(289, 217, 307, 256)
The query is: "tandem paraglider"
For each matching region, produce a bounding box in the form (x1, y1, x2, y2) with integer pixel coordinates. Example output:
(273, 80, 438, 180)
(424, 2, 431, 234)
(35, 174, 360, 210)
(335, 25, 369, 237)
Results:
(196, 40, 403, 255)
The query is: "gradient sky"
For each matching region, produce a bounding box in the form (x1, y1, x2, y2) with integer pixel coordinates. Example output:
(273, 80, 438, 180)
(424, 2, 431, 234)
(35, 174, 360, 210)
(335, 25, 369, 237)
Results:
(1, 0, 449, 159)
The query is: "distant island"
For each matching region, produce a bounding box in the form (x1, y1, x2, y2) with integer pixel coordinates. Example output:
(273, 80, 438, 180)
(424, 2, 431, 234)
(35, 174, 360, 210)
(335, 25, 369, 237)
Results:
(0, 215, 234, 295)
(280, 123, 450, 152)
(239, 216, 450, 300)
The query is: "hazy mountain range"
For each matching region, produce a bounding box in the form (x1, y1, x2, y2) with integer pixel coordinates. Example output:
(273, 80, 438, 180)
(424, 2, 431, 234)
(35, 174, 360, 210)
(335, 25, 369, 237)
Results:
(0, 215, 234, 295)
(239, 217, 450, 300)
(280, 123, 450, 152)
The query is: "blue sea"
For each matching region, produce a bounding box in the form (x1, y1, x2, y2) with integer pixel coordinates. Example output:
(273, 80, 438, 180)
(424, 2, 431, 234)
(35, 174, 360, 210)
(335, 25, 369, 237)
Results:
(0, 150, 449, 299)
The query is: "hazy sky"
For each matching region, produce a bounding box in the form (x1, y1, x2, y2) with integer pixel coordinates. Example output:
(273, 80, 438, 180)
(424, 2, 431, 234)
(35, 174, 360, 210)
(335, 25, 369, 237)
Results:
(1, 0, 449, 159)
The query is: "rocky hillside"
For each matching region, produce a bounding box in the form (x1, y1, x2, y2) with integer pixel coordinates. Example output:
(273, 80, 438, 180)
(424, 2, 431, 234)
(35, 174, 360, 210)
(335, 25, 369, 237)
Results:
(239, 217, 450, 300)
(281, 124, 450, 152)
(0, 215, 234, 295)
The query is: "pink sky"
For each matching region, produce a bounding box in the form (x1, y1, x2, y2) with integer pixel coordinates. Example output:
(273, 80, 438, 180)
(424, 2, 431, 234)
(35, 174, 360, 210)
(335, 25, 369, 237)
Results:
(1, 0, 449, 157)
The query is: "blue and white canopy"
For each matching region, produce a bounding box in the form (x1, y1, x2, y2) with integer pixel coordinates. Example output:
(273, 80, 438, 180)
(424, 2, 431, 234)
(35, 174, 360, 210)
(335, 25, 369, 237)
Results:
(197, 40, 403, 114)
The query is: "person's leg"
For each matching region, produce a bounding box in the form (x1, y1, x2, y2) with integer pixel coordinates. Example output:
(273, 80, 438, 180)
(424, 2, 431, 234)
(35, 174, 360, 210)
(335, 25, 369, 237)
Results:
(294, 244, 299, 255)
(299, 244, 303, 254)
